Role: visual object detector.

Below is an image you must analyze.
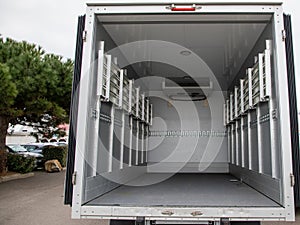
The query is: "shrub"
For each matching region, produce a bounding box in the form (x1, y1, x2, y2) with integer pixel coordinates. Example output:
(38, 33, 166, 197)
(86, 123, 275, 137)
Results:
(43, 145, 68, 167)
(7, 154, 35, 174)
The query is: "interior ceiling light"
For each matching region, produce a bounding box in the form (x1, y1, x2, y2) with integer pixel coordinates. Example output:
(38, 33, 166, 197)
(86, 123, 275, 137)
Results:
(180, 50, 191, 56)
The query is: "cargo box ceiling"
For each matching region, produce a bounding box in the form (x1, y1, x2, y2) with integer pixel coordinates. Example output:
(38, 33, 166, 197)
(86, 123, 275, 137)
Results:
(98, 14, 272, 90)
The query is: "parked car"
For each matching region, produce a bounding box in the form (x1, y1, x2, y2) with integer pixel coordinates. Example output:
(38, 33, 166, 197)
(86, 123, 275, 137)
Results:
(6, 144, 44, 168)
(56, 142, 67, 146)
(21, 143, 42, 152)
(22, 143, 56, 154)
(7, 124, 38, 136)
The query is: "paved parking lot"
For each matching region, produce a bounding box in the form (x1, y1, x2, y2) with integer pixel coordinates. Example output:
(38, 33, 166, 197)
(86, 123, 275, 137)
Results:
(0, 171, 300, 225)
(0, 171, 107, 225)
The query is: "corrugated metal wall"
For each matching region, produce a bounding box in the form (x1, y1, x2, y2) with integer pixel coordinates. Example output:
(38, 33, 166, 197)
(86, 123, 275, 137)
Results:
(284, 14, 300, 207)
(64, 15, 86, 206)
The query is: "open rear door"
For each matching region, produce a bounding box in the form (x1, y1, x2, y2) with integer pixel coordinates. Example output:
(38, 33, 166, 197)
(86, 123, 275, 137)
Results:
(64, 15, 86, 206)
(284, 14, 300, 207)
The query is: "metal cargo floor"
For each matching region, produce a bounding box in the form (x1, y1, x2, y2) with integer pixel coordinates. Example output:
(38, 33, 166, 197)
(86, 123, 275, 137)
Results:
(86, 174, 279, 207)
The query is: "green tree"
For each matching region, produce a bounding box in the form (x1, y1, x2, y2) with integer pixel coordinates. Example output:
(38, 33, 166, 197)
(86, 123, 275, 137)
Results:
(0, 38, 73, 173)
(0, 62, 18, 174)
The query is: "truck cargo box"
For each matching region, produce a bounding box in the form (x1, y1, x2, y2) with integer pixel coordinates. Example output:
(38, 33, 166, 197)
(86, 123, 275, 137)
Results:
(65, 1, 299, 223)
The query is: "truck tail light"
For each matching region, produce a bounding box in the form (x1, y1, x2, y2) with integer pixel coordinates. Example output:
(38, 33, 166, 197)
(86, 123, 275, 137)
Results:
(168, 4, 200, 12)
(171, 7, 196, 11)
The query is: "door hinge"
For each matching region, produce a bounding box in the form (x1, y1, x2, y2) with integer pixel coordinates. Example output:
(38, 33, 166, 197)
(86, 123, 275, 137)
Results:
(282, 29, 286, 41)
(72, 171, 77, 185)
(83, 30, 87, 42)
(290, 173, 295, 187)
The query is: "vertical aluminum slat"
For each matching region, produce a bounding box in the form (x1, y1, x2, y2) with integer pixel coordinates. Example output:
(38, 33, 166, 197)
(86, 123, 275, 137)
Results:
(230, 93, 234, 122)
(265, 40, 278, 178)
(257, 54, 264, 174)
(226, 100, 230, 125)
(120, 112, 125, 170)
(228, 126, 232, 164)
(141, 94, 145, 122)
(235, 120, 239, 166)
(258, 53, 265, 101)
(240, 79, 245, 114)
(234, 86, 239, 119)
(108, 105, 115, 173)
(248, 68, 253, 109)
(141, 123, 144, 164)
(136, 88, 140, 118)
(119, 70, 124, 108)
(223, 104, 227, 126)
(257, 102, 263, 174)
(225, 97, 229, 161)
(265, 41, 272, 98)
(97, 42, 105, 97)
(241, 116, 245, 168)
(128, 80, 133, 114)
(247, 68, 253, 170)
(92, 42, 106, 177)
(270, 97, 278, 178)
(248, 111, 252, 170)
(91, 100, 100, 177)
(150, 104, 153, 126)
(231, 124, 235, 164)
(128, 117, 133, 167)
(105, 55, 112, 100)
(123, 70, 129, 112)
(146, 99, 150, 125)
(240, 79, 245, 168)
(145, 126, 149, 163)
(135, 120, 139, 166)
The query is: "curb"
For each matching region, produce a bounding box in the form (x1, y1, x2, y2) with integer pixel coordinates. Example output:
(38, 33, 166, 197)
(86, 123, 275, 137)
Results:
(0, 172, 34, 183)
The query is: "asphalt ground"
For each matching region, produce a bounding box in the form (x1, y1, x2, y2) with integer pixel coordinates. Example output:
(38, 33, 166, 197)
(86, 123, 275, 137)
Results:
(0, 170, 299, 225)
(0, 171, 107, 225)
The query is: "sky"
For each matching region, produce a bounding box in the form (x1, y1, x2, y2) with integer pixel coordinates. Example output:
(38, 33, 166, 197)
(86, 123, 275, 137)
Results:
(0, 0, 299, 96)
(0, 0, 85, 59)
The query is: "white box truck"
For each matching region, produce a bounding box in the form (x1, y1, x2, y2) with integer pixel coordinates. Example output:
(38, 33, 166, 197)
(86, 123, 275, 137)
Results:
(64, 1, 299, 224)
